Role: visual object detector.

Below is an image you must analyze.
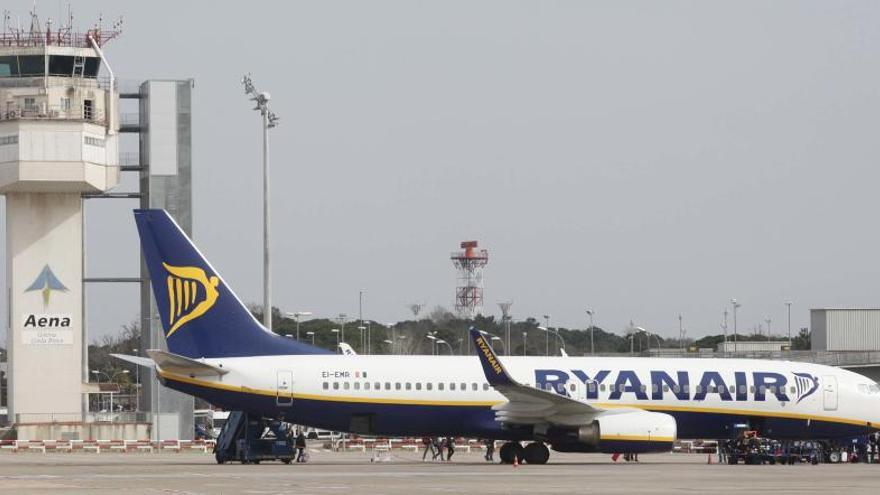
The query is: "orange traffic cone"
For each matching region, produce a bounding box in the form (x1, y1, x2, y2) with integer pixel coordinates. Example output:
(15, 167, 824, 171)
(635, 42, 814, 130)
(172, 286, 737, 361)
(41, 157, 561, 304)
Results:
(513, 455, 519, 468)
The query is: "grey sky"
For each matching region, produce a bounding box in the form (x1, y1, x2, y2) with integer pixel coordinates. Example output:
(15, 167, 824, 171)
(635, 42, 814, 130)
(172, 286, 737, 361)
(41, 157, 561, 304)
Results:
(3, 1, 880, 344)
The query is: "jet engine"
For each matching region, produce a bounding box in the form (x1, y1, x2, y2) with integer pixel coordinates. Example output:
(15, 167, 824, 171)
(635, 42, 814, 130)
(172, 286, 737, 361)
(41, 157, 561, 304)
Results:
(551, 409, 677, 453)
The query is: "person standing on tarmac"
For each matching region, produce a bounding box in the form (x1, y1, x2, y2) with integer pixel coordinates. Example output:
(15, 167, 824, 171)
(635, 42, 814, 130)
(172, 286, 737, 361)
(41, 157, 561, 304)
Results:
(445, 437, 455, 461)
(421, 436, 435, 462)
(294, 430, 307, 463)
(432, 437, 445, 461)
(869, 433, 878, 464)
(484, 439, 495, 462)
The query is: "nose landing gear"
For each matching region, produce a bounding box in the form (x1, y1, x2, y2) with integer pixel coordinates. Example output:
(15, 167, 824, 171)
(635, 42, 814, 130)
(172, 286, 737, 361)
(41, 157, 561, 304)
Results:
(498, 441, 550, 464)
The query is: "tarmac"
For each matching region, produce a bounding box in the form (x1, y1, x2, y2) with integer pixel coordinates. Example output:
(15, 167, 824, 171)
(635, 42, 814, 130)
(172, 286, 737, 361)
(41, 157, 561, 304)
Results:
(0, 450, 878, 495)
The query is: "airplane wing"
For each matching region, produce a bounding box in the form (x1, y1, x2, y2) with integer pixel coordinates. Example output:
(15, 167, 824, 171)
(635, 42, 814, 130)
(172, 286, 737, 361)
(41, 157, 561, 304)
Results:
(470, 328, 620, 426)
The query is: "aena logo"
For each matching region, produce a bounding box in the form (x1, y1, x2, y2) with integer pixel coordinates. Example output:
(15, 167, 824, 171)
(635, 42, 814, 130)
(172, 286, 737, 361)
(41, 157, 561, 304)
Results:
(25, 265, 68, 308)
(163, 263, 220, 337)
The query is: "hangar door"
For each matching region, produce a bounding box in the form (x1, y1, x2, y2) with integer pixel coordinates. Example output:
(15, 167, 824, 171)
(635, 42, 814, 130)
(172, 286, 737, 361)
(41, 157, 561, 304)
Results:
(277, 370, 293, 407)
(822, 375, 837, 411)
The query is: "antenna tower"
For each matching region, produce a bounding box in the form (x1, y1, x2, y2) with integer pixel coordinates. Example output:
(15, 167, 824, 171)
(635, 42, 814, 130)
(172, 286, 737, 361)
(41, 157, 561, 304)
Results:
(451, 241, 488, 318)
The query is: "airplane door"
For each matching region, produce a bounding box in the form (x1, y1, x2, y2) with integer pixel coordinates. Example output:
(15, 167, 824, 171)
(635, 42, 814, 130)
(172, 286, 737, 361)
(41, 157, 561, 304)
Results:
(822, 375, 837, 411)
(575, 380, 586, 402)
(277, 370, 293, 407)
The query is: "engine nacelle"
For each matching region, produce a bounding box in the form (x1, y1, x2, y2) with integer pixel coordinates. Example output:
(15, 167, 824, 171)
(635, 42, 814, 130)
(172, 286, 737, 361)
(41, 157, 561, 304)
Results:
(553, 410, 677, 454)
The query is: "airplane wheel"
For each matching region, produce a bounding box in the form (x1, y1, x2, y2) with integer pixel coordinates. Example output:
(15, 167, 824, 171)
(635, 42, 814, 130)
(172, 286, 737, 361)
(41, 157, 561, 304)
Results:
(499, 442, 525, 464)
(524, 442, 550, 465)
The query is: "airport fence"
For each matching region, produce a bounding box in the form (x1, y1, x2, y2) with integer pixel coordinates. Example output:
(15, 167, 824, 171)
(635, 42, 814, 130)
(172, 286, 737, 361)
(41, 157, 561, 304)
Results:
(13, 412, 150, 424)
(0, 438, 215, 454)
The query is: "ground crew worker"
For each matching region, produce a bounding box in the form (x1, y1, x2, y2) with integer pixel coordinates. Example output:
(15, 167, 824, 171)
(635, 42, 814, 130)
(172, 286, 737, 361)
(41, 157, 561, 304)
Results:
(295, 430, 307, 462)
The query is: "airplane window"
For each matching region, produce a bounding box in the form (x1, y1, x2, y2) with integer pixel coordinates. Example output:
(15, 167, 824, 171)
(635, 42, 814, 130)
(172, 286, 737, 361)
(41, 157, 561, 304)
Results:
(758, 386, 766, 394)
(405, 383, 412, 390)
(683, 385, 690, 394)
(730, 386, 736, 394)
(427, 383, 433, 391)
(365, 382, 371, 390)
(472, 383, 478, 391)
(354, 382, 361, 390)
(450, 383, 456, 391)
(790, 386, 796, 393)
(483, 383, 490, 391)
(871, 384, 880, 394)
(640, 385, 647, 393)
(600, 384, 606, 392)
(439, 383, 445, 391)
(395, 383, 401, 390)
(589, 383, 597, 393)
(672, 385, 680, 393)
(618, 384, 625, 393)
(375, 382, 381, 390)
(694, 386, 702, 394)
(651, 384, 658, 393)
(385, 382, 391, 390)
(663, 385, 670, 393)
(569, 384, 576, 392)
(749, 386, 756, 393)
(769, 386, 776, 394)
(416, 383, 422, 390)
(323, 382, 329, 390)
(333, 382, 339, 390)
(740, 385, 747, 394)
(708, 386, 715, 393)
(461, 383, 467, 391)
(343, 382, 350, 390)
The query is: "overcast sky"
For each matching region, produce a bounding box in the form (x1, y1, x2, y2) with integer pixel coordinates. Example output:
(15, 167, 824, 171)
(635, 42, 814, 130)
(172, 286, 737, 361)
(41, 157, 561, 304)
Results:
(3, 1, 880, 344)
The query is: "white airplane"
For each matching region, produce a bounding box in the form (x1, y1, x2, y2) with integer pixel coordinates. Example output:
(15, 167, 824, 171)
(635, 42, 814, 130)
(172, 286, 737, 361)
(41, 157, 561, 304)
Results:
(116, 210, 880, 464)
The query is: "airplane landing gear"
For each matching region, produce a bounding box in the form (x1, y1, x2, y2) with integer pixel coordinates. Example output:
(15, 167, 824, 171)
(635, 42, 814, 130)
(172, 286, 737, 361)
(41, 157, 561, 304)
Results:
(523, 442, 550, 464)
(498, 441, 550, 464)
(499, 441, 526, 464)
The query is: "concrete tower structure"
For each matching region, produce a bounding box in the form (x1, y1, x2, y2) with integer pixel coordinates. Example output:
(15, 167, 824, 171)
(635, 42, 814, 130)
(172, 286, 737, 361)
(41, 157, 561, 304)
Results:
(1, 22, 120, 422)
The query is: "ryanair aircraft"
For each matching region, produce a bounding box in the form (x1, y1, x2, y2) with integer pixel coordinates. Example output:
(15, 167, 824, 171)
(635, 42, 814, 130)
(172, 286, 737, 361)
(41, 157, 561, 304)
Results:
(118, 209, 880, 464)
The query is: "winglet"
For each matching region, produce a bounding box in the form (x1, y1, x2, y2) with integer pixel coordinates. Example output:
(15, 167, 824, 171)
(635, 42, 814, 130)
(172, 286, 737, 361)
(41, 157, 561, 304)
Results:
(470, 328, 515, 387)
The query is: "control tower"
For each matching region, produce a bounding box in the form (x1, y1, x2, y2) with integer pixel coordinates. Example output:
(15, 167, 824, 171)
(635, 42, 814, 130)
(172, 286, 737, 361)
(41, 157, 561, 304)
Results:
(1, 18, 120, 422)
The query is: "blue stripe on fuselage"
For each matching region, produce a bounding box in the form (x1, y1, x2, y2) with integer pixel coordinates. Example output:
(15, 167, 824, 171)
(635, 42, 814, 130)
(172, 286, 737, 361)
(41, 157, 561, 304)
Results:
(162, 376, 873, 441)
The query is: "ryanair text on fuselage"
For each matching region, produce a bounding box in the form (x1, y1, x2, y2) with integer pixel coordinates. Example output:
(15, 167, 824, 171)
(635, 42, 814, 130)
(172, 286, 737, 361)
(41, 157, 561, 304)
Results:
(535, 368, 820, 403)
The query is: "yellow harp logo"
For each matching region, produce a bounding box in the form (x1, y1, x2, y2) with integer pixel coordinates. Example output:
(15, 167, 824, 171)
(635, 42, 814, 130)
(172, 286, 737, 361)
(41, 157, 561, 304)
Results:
(163, 262, 220, 338)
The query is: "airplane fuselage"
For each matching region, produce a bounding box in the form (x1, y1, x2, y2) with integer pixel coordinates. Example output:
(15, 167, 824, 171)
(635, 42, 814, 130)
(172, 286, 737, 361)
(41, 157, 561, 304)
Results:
(160, 354, 880, 441)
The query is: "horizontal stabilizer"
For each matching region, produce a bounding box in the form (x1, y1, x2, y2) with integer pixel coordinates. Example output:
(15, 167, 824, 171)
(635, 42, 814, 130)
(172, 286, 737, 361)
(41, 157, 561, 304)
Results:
(145, 349, 229, 377)
(110, 353, 156, 369)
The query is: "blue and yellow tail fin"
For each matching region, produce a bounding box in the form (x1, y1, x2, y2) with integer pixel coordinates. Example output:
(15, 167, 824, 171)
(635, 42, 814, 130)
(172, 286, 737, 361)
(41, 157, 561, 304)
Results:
(134, 209, 331, 358)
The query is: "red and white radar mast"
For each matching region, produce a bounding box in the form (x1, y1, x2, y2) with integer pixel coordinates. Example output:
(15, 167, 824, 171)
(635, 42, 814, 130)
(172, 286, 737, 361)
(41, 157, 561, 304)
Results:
(451, 241, 489, 318)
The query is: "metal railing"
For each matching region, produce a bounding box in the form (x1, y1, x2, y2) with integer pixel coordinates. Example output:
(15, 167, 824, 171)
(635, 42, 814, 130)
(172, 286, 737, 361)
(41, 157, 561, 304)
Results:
(0, 30, 119, 49)
(0, 104, 106, 125)
(119, 112, 140, 127)
(0, 76, 114, 90)
(119, 152, 141, 167)
(13, 411, 150, 424)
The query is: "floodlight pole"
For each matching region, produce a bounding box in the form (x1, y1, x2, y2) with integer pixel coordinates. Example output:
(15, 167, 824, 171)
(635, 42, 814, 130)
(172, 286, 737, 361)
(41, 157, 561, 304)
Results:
(242, 74, 279, 331)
